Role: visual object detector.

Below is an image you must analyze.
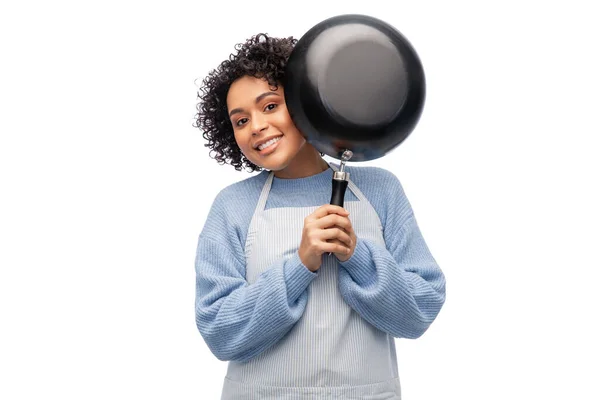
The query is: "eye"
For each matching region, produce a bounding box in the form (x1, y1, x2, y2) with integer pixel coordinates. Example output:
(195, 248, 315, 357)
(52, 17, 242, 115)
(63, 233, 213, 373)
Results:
(264, 103, 277, 112)
(235, 117, 248, 127)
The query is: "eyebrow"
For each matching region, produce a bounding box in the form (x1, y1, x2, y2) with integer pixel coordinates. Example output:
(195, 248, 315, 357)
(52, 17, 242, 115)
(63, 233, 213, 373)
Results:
(228, 92, 280, 117)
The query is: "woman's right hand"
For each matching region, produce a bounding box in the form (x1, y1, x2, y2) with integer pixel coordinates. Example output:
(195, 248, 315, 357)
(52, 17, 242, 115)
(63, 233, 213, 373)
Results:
(298, 204, 353, 272)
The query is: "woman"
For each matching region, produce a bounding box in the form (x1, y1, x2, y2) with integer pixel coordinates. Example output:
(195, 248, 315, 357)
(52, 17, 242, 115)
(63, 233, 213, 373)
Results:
(194, 33, 446, 399)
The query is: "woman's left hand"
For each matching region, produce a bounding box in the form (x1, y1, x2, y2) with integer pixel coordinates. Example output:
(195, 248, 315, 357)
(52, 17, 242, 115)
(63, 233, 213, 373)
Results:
(330, 213, 357, 262)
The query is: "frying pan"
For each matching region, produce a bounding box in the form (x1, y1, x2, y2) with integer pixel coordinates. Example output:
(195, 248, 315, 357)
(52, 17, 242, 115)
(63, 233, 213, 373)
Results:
(283, 14, 426, 206)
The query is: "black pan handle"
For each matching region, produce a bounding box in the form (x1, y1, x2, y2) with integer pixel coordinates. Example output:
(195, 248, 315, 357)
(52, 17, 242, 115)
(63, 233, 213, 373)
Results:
(327, 169, 350, 256)
(328, 171, 350, 256)
(330, 150, 353, 208)
(330, 177, 348, 207)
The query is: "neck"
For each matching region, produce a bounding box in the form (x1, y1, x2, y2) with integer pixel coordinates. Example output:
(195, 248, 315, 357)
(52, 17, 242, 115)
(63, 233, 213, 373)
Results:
(273, 144, 329, 179)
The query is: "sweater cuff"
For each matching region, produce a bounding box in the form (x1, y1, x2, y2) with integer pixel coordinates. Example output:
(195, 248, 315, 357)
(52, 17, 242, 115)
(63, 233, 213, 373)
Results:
(284, 252, 318, 301)
(339, 238, 375, 285)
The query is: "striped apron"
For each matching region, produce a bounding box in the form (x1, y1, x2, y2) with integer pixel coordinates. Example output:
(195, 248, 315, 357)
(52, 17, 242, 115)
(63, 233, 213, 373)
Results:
(221, 163, 402, 399)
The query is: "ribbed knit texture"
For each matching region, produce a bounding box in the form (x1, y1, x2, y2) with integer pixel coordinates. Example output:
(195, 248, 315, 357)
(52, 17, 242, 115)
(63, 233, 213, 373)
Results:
(195, 164, 446, 362)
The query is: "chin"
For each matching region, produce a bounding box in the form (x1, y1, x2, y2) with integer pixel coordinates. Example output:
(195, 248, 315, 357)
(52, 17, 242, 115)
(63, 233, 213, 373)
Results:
(262, 161, 290, 172)
(254, 151, 295, 172)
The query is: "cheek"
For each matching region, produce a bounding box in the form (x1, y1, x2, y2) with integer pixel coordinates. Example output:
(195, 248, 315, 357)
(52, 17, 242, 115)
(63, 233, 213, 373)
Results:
(290, 126, 307, 144)
(278, 115, 304, 141)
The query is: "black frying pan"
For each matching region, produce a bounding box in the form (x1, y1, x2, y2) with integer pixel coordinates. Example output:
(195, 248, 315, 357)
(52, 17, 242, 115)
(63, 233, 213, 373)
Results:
(283, 14, 426, 206)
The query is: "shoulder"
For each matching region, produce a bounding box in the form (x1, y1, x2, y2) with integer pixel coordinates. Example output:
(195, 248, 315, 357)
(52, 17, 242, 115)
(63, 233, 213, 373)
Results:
(213, 170, 269, 209)
(346, 164, 404, 190)
(200, 170, 269, 251)
(345, 164, 413, 227)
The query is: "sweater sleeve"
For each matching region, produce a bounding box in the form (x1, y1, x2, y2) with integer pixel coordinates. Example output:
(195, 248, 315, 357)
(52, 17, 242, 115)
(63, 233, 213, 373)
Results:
(194, 191, 318, 362)
(337, 172, 446, 339)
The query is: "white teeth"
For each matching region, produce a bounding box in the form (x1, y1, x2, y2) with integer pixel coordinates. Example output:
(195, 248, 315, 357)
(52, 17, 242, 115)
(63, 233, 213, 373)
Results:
(258, 136, 281, 151)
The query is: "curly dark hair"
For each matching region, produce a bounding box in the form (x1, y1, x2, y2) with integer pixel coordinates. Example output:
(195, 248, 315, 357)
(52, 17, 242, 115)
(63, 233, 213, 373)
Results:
(194, 33, 300, 172)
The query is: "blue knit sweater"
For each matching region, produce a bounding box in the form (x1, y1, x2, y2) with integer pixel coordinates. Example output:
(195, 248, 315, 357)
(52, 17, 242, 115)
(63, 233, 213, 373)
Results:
(195, 164, 446, 362)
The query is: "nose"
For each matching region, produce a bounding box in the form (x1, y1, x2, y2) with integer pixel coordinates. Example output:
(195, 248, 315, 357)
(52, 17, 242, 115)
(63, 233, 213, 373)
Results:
(251, 113, 269, 135)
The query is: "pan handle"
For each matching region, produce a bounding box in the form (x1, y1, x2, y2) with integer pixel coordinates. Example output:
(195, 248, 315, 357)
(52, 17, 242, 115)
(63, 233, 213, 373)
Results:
(330, 149, 353, 207)
(330, 173, 349, 207)
(327, 150, 353, 256)
(328, 171, 349, 256)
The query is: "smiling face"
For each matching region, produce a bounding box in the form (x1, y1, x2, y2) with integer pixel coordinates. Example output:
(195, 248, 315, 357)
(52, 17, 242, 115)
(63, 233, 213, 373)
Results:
(226, 75, 327, 178)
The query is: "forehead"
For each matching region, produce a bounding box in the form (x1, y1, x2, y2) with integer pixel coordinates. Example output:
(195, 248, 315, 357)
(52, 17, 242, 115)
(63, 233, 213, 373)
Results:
(227, 76, 282, 108)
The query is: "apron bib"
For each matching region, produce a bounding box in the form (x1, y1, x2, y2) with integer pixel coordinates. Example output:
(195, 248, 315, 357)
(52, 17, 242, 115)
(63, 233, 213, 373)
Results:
(221, 163, 401, 399)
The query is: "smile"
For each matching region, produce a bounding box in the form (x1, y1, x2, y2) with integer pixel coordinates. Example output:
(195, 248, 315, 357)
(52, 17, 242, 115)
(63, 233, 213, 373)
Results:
(257, 136, 282, 152)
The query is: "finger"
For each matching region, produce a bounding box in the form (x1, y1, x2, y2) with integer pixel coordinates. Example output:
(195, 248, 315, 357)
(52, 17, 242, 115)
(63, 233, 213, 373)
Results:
(328, 238, 352, 252)
(321, 228, 352, 247)
(313, 214, 352, 230)
(329, 215, 355, 238)
(323, 241, 350, 255)
(344, 221, 356, 240)
(309, 204, 349, 221)
(327, 239, 347, 255)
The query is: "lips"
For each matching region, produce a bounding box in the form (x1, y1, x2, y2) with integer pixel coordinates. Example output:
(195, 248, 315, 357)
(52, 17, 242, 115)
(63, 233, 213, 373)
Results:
(255, 135, 283, 151)
(256, 135, 283, 155)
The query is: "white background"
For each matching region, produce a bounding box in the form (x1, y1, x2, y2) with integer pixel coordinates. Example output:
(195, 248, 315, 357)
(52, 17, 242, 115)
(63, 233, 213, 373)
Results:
(1, 0, 599, 399)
